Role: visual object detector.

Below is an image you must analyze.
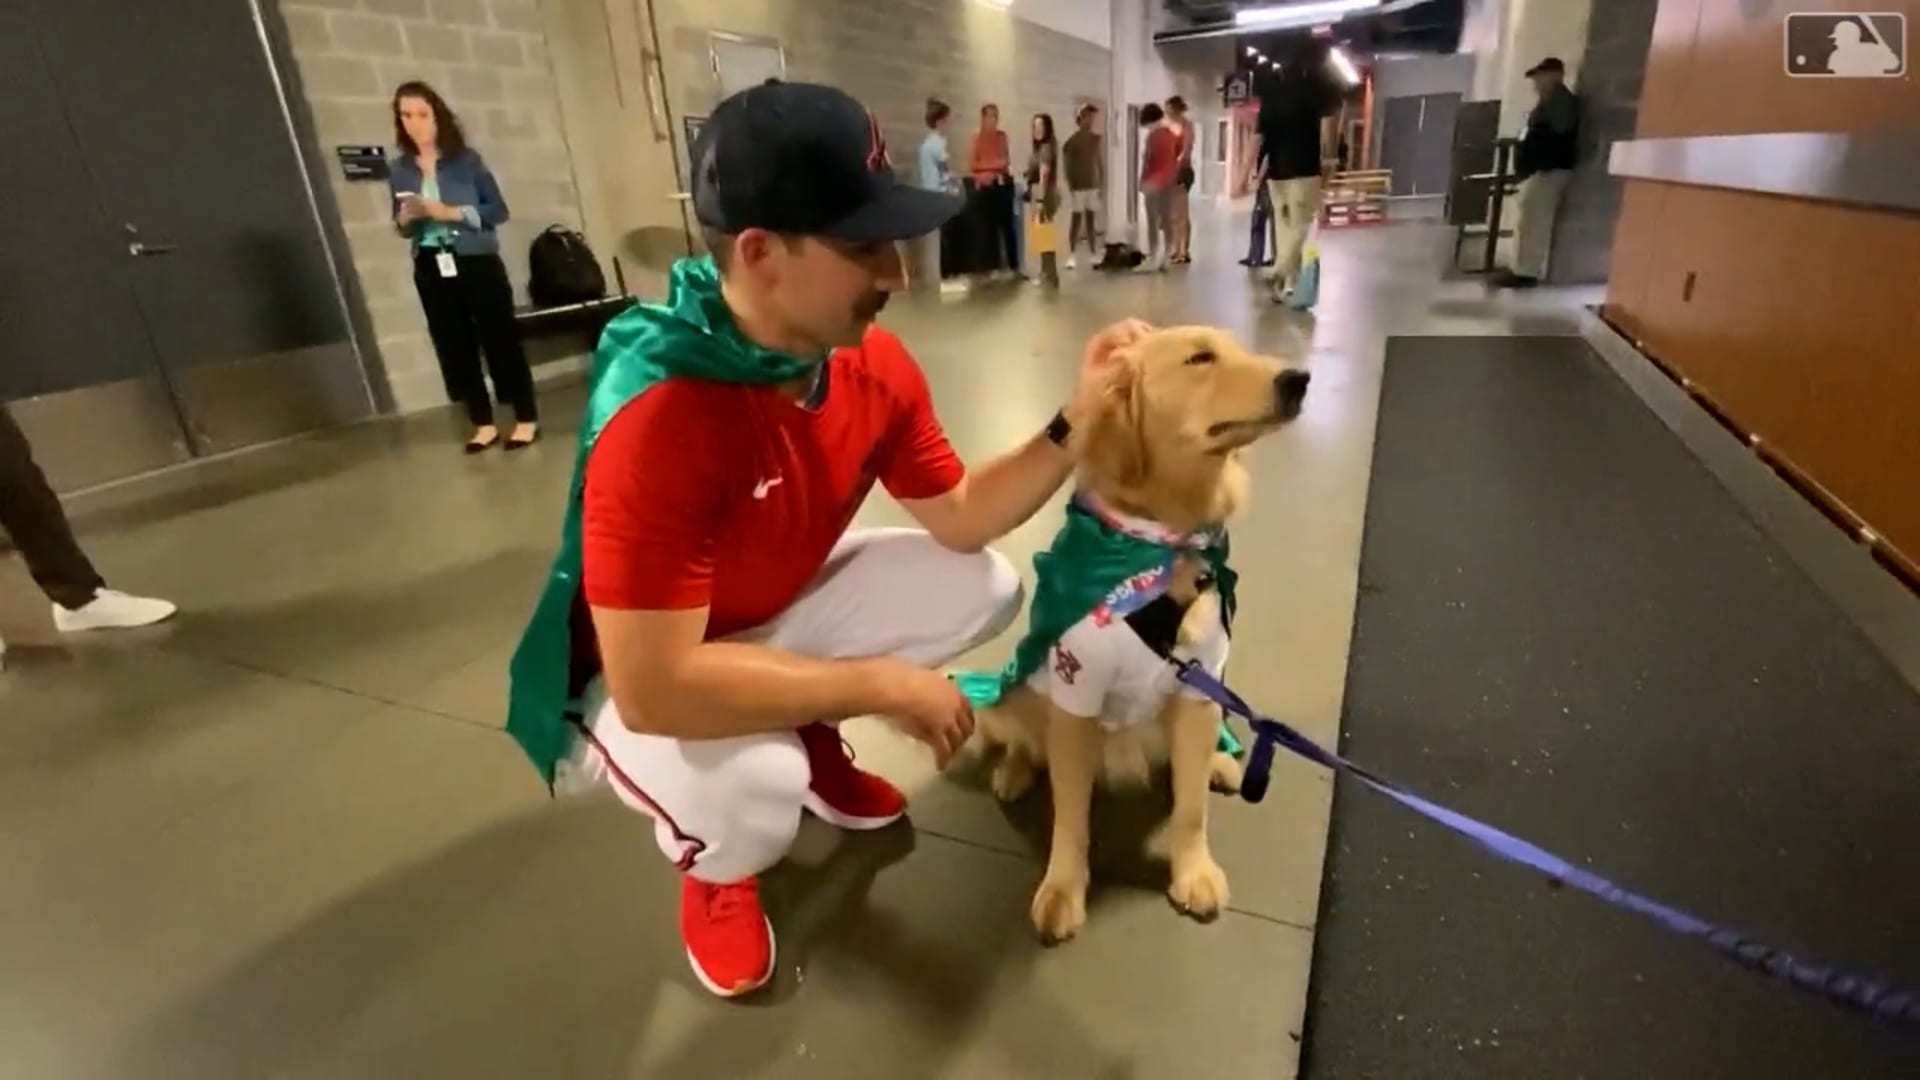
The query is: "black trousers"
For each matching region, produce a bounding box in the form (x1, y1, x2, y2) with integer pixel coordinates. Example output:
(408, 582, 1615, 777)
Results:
(984, 178, 1019, 272)
(0, 405, 103, 609)
(412, 249, 538, 427)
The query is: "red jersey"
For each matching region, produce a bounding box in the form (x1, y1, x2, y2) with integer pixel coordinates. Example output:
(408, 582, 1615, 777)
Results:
(578, 326, 963, 646)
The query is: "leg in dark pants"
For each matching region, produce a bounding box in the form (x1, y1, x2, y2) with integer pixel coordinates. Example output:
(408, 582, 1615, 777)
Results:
(1000, 183, 1022, 274)
(457, 253, 538, 424)
(413, 249, 494, 429)
(988, 181, 1019, 273)
(0, 405, 104, 609)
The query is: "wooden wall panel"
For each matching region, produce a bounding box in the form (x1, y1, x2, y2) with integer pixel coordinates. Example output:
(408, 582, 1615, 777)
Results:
(1609, 0, 1920, 573)
(1637, 0, 1920, 137)
(1635, 0, 1704, 136)
(1687, 0, 1920, 134)
(1614, 181, 1920, 565)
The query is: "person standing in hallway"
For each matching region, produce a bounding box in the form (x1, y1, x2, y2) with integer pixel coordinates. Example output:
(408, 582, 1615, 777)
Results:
(1166, 96, 1196, 265)
(916, 97, 966, 292)
(505, 81, 1140, 1000)
(1061, 103, 1104, 271)
(0, 406, 175, 664)
(1137, 102, 1181, 273)
(1252, 48, 1339, 302)
(1025, 112, 1062, 287)
(969, 104, 1020, 279)
(1496, 57, 1581, 288)
(388, 81, 540, 452)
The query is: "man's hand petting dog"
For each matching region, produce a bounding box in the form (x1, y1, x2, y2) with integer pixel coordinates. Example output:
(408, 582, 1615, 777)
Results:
(866, 659, 976, 766)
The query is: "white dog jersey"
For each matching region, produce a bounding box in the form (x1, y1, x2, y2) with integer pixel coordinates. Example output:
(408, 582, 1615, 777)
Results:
(1029, 499, 1236, 730)
(1026, 568, 1231, 731)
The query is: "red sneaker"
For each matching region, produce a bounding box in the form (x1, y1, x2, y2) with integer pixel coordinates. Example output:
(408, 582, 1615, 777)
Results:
(680, 876, 774, 997)
(798, 722, 907, 830)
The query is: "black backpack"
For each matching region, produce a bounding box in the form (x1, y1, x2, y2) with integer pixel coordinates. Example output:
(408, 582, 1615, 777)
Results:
(527, 225, 607, 307)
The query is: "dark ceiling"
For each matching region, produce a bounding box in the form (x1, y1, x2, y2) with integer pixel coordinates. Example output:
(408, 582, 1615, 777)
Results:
(1160, 0, 1466, 56)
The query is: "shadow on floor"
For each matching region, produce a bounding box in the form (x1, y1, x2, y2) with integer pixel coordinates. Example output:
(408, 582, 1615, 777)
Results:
(108, 797, 1141, 1079)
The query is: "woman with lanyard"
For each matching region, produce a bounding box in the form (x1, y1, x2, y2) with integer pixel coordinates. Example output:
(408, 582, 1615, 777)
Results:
(389, 81, 539, 452)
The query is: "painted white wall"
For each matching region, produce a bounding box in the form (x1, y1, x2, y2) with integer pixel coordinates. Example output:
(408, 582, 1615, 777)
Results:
(1466, 0, 1593, 133)
(1005, 0, 1113, 48)
(1460, 0, 1595, 264)
(1105, 0, 1174, 243)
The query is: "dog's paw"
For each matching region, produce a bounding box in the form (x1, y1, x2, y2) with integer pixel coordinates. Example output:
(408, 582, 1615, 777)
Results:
(1030, 871, 1089, 945)
(991, 751, 1036, 802)
(1208, 751, 1243, 794)
(1168, 854, 1230, 922)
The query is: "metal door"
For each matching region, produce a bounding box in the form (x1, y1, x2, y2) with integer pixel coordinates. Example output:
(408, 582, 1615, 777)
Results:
(33, 0, 372, 462)
(1410, 93, 1463, 197)
(1381, 92, 1465, 197)
(709, 33, 785, 104)
(1380, 95, 1426, 195)
(0, 7, 195, 491)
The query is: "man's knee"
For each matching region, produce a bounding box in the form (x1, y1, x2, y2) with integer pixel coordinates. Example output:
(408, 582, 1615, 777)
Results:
(681, 732, 811, 882)
(936, 544, 1023, 655)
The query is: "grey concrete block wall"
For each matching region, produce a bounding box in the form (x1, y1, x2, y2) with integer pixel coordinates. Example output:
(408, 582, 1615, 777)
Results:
(659, 0, 1112, 221)
(1548, 0, 1658, 284)
(279, 0, 585, 413)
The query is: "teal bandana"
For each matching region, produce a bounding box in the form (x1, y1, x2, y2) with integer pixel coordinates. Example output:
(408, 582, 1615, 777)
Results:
(954, 492, 1245, 756)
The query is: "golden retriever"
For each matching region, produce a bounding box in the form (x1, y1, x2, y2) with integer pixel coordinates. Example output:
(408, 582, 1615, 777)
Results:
(975, 325, 1309, 944)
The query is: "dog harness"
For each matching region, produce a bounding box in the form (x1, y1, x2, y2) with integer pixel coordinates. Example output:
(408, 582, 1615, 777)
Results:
(955, 491, 1243, 751)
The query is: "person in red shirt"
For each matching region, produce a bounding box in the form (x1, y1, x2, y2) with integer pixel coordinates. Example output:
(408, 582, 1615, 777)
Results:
(1137, 102, 1181, 273)
(554, 82, 1144, 999)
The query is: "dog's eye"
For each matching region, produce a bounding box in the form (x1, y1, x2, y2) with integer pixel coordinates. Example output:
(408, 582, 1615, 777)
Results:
(1184, 351, 1216, 366)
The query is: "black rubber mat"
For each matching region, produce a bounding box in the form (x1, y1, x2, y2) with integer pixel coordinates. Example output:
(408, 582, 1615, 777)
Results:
(1303, 337, 1920, 1078)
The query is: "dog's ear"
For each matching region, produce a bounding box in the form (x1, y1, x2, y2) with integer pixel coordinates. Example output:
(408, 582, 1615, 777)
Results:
(1082, 350, 1151, 488)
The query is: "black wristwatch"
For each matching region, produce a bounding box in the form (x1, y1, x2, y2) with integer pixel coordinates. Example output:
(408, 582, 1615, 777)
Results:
(1044, 408, 1073, 448)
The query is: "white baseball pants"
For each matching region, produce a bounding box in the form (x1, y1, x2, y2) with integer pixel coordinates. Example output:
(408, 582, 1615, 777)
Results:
(561, 527, 1023, 884)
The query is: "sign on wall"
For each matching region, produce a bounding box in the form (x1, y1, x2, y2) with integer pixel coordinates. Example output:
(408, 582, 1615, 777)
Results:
(335, 145, 388, 181)
(1222, 72, 1252, 107)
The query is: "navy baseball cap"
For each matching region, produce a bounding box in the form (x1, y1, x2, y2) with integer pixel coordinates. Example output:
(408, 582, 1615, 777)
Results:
(1525, 57, 1566, 76)
(691, 81, 961, 242)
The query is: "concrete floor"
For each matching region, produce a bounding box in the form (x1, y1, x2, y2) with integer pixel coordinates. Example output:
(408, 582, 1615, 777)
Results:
(0, 212, 1599, 1079)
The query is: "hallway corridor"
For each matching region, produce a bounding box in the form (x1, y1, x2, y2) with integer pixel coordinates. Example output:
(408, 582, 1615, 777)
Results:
(5, 215, 1912, 1078)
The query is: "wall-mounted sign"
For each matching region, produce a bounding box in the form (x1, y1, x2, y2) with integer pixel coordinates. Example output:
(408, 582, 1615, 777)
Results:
(335, 145, 388, 181)
(1222, 73, 1252, 107)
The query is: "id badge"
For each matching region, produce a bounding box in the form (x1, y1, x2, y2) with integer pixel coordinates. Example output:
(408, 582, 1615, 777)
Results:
(435, 251, 458, 278)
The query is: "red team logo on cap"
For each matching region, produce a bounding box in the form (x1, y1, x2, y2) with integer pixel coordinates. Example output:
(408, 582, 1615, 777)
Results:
(864, 109, 891, 173)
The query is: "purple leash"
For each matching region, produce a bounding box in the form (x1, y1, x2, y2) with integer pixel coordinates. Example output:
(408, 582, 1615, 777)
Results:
(1172, 659, 1920, 1030)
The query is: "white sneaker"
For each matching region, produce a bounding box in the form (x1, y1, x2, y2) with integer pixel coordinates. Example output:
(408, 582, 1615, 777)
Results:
(52, 589, 178, 633)
(1065, 256, 1078, 271)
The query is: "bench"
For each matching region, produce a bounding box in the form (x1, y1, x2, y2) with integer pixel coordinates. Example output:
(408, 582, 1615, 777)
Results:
(511, 255, 637, 343)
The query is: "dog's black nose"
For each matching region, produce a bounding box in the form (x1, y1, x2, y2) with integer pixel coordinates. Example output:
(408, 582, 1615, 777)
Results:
(1275, 369, 1311, 411)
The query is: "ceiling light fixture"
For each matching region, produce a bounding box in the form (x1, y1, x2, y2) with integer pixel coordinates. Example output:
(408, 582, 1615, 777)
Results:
(1328, 44, 1362, 85)
(1234, 0, 1383, 30)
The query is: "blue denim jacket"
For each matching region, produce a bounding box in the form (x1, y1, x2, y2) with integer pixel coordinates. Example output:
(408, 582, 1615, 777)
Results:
(387, 149, 508, 256)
